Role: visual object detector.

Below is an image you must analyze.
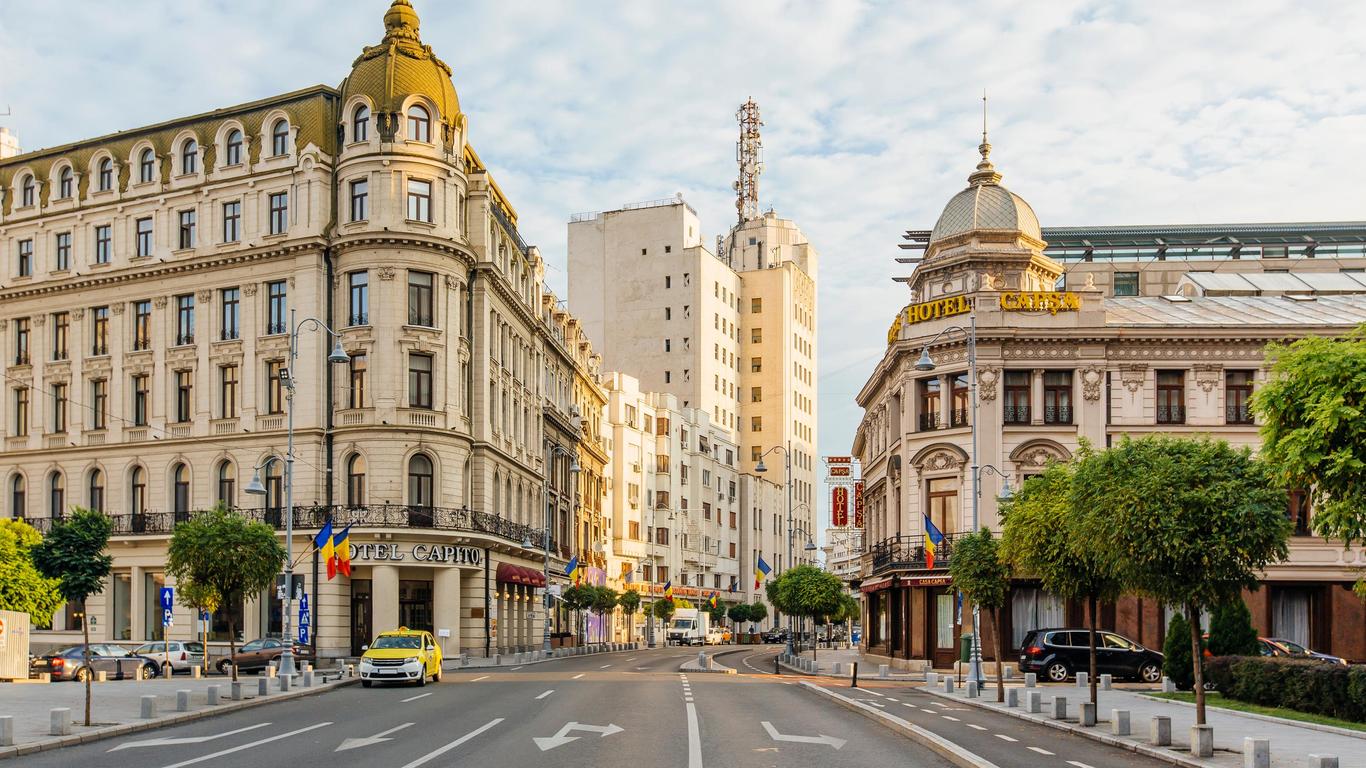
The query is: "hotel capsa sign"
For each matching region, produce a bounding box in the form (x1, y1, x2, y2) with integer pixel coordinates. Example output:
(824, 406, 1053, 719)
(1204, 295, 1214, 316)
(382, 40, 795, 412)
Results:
(886, 291, 1082, 343)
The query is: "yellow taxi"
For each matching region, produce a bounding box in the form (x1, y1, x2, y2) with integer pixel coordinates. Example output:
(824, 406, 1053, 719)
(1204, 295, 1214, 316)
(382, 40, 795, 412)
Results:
(358, 628, 443, 687)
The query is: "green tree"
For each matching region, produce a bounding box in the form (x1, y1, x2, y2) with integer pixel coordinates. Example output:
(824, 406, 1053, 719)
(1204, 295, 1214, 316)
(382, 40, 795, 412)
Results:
(747, 601, 768, 633)
(1253, 330, 1366, 596)
(1072, 436, 1289, 724)
(591, 586, 619, 643)
(1207, 598, 1260, 658)
(178, 581, 220, 674)
(651, 596, 676, 623)
(561, 585, 596, 646)
(31, 508, 112, 726)
(166, 504, 285, 682)
(1162, 613, 1196, 690)
(617, 589, 641, 644)
(1001, 454, 1124, 706)
(770, 565, 843, 660)
(0, 519, 63, 626)
(706, 600, 728, 630)
(949, 528, 1012, 702)
(728, 603, 751, 640)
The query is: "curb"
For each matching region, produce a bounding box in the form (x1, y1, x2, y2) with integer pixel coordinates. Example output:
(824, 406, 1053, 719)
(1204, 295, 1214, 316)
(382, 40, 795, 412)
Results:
(0, 676, 357, 760)
(1139, 693, 1366, 741)
(797, 681, 1000, 768)
(679, 654, 737, 675)
(777, 658, 923, 681)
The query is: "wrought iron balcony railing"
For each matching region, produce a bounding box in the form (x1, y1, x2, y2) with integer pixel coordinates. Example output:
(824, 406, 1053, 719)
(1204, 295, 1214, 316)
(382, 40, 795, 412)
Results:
(918, 413, 942, 432)
(1226, 403, 1253, 424)
(1002, 404, 1030, 424)
(1044, 404, 1073, 424)
(1157, 404, 1186, 424)
(868, 531, 967, 575)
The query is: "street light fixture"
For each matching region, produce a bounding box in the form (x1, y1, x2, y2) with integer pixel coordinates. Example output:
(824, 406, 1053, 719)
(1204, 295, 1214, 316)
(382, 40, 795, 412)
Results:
(539, 440, 580, 656)
(755, 443, 797, 655)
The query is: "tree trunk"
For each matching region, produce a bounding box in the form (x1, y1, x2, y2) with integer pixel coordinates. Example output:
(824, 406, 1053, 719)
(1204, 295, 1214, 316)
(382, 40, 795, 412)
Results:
(229, 615, 238, 683)
(82, 614, 92, 726)
(1088, 595, 1099, 707)
(993, 605, 1005, 703)
(1188, 600, 1206, 725)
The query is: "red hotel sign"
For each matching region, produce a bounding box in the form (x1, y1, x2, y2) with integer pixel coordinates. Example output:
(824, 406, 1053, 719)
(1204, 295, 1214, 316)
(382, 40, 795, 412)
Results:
(831, 486, 849, 527)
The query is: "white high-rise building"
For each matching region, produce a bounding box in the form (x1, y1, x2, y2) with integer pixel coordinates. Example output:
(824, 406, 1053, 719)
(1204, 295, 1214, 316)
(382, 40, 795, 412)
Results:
(0, 127, 20, 159)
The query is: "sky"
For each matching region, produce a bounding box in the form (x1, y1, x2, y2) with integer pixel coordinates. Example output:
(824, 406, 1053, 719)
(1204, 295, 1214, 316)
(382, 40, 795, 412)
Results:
(4, 0, 1365, 536)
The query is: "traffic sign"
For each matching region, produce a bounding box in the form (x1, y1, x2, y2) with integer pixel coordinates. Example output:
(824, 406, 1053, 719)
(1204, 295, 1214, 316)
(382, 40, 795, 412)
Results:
(162, 607, 174, 628)
(199, 610, 211, 622)
(159, 586, 174, 610)
(299, 592, 309, 612)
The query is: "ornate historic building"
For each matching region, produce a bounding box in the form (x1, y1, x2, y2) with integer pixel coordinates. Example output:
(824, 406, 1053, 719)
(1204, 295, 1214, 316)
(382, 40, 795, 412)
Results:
(0, 1, 604, 658)
(853, 136, 1366, 669)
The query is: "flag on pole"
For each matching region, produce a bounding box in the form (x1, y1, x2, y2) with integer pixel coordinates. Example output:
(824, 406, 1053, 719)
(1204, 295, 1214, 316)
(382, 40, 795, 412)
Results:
(728, 577, 737, 594)
(331, 524, 353, 577)
(313, 520, 335, 580)
(565, 555, 579, 579)
(709, 593, 719, 609)
(663, 581, 673, 600)
(923, 515, 945, 570)
(754, 556, 772, 589)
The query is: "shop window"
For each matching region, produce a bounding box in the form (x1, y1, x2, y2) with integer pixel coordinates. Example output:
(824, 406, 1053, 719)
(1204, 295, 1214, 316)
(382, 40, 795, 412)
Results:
(1043, 370, 1073, 424)
(144, 572, 167, 641)
(1011, 587, 1065, 648)
(1270, 588, 1313, 648)
(112, 572, 132, 640)
(1003, 371, 1030, 424)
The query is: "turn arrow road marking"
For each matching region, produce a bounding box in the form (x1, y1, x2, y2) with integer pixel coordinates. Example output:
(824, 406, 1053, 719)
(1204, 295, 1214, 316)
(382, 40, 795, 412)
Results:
(760, 721, 847, 750)
(109, 723, 271, 751)
(533, 721, 625, 751)
(335, 722, 414, 752)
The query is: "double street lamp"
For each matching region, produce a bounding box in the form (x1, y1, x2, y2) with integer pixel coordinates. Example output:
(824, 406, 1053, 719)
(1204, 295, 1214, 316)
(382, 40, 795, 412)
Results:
(525, 441, 579, 656)
(754, 445, 817, 655)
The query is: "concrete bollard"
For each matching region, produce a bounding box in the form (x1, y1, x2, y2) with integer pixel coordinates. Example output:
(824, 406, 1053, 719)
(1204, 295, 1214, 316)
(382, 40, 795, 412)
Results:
(192, 666, 202, 680)
(460, 653, 469, 666)
(231, 681, 243, 701)
(207, 685, 220, 705)
(1111, 709, 1130, 736)
(279, 673, 291, 691)
(1026, 690, 1042, 713)
(878, 664, 889, 679)
(1307, 756, 1339, 768)
(49, 708, 71, 736)
(1190, 725, 1213, 758)
(140, 695, 157, 719)
(0, 716, 12, 747)
(257, 678, 269, 697)
(1076, 671, 1089, 688)
(832, 662, 843, 676)
(493, 654, 502, 666)
(1051, 696, 1068, 720)
(944, 678, 955, 694)
(1003, 665, 1014, 680)
(926, 671, 939, 687)
(1080, 701, 1096, 726)
(1162, 676, 1177, 693)
(266, 664, 277, 679)
(966, 680, 979, 698)
(345, 663, 355, 678)
(1151, 715, 1171, 746)
(1006, 688, 1020, 708)
(698, 651, 707, 668)
(1099, 673, 1112, 690)
(96, 670, 107, 683)
(303, 669, 314, 687)
(1024, 672, 1037, 688)
(177, 690, 191, 712)
(1243, 738, 1269, 768)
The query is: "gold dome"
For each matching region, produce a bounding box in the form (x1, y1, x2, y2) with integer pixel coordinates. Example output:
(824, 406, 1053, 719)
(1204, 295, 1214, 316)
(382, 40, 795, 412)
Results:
(340, 0, 461, 133)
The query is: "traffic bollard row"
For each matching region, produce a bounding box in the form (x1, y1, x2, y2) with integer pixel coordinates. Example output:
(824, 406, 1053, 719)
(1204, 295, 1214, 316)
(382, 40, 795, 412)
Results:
(49, 708, 71, 736)
(1051, 696, 1068, 720)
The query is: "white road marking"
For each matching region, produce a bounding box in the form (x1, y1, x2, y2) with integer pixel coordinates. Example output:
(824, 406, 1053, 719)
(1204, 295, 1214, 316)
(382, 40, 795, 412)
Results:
(1028, 746, 1055, 755)
(469, 675, 489, 682)
(966, 724, 987, 731)
(572, 673, 585, 679)
(885, 697, 899, 702)
(866, 689, 886, 697)
(932, 701, 948, 707)
(111, 723, 271, 751)
(627, 657, 637, 661)
(636, 666, 649, 670)
(536, 690, 555, 700)
(1067, 762, 1097, 768)
(994, 734, 1018, 742)
(157, 722, 333, 768)
(685, 702, 703, 768)
(760, 721, 846, 750)
(921, 708, 937, 714)
(401, 693, 433, 703)
(511, 666, 523, 671)
(335, 722, 413, 752)
(533, 721, 624, 751)
(941, 715, 959, 721)
(399, 719, 503, 767)
(600, 664, 612, 669)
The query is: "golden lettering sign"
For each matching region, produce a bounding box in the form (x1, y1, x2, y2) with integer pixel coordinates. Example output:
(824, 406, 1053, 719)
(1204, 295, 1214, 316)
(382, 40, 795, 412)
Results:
(886, 295, 972, 343)
(999, 291, 1081, 314)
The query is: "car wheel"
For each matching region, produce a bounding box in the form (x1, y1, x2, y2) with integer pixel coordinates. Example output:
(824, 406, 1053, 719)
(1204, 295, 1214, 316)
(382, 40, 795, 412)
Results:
(1138, 662, 1162, 684)
(417, 669, 427, 687)
(362, 680, 372, 688)
(432, 667, 442, 683)
(217, 659, 232, 675)
(1045, 661, 1071, 683)
(75, 667, 91, 683)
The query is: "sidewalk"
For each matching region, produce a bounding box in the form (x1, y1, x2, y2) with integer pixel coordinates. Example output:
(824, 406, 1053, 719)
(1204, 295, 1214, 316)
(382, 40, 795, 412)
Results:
(778, 647, 926, 680)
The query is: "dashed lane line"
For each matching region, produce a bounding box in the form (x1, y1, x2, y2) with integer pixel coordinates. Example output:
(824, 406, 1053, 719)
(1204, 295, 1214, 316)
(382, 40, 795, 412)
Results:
(600, 664, 612, 669)
(510, 666, 523, 671)
(966, 724, 987, 731)
(469, 675, 489, 682)
(1067, 762, 1097, 768)
(994, 734, 1018, 743)
(536, 690, 554, 700)
(401, 693, 433, 703)
(1027, 746, 1055, 756)
(940, 715, 959, 722)
(572, 673, 585, 679)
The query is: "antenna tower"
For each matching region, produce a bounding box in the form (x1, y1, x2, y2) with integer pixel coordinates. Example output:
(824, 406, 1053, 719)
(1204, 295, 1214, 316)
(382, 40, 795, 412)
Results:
(733, 98, 763, 225)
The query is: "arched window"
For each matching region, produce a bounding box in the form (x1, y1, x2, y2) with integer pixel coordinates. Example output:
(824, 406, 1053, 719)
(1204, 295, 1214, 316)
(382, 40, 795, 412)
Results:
(462, 457, 471, 509)
(407, 105, 430, 143)
(20, 174, 34, 207)
(172, 463, 190, 514)
(138, 149, 155, 184)
(504, 477, 512, 518)
(87, 468, 105, 513)
(130, 466, 147, 515)
(181, 139, 198, 174)
(347, 454, 366, 507)
(492, 471, 501, 516)
(225, 130, 243, 166)
(48, 472, 65, 518)
(58, 166, 73, 199)
(216, 461, 235, 507)
(97, 158, 113, 191)
(353, 105, 369, 142)
(271, 120, 289, 156)
(408, 454, 433, 508)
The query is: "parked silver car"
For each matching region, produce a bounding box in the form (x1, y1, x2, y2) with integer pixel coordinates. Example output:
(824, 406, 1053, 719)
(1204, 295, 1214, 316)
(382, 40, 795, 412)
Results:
(133, 641, 206, 674)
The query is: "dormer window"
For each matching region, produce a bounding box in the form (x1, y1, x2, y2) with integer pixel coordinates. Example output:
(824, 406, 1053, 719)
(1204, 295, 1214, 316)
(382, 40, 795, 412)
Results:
(224, 129, 243, 166)
(138, 149, 155, 183)
(271, 119, 289, 156)
(97, 158, 113, 191)
(181, 139, 198, 174)
(58, 167, 73, 199)
(407, 105, 430, 143)
(20, 174, 34, 207)
(353, 105, 369, 142)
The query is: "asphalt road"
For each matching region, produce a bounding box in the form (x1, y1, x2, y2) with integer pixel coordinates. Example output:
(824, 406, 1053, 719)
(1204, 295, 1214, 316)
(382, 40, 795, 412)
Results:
(18, 645, 1175, 768)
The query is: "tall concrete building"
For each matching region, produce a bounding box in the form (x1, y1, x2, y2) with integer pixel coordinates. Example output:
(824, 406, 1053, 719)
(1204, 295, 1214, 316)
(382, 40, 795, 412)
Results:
(0, 127, 19, 160)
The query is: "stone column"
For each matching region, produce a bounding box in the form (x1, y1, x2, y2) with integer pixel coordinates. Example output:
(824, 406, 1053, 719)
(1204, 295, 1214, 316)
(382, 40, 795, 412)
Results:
(497, 587, 509, 654)
(1031, 369, 1045, 425)
(433, 567, 461, 658)
(130, 566, 145, 642)
(938, 374, 953, 428)
(371, 565, 400, 633)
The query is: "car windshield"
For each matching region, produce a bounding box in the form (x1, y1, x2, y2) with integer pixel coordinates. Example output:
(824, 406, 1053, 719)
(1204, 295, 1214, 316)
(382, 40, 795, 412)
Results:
(372, 635, 421, 650)
(239, 640, 266, 652)
(671, 620, 695, 629)
(57, 646, 87, 657)
(133, 643, 163, 654)
(1276, 639, 1309, 654)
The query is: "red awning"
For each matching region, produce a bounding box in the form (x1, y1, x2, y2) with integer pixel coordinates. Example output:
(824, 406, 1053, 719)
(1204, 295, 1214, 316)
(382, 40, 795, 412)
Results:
(496, 563, 547, 587)
(520, 566, 546, 587)
(859, 577, 893, 594)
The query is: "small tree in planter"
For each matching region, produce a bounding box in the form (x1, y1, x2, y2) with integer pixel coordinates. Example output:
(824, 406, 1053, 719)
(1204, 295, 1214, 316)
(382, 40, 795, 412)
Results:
(728, 603, 751, 642)
(651, 597, 676, 642)
(617, 590, 641, 644)
(561, 585, 596, 646)
(748, 601, 768, 639)
(950, 528, 1012, 703)
(591, 586, 619, 643)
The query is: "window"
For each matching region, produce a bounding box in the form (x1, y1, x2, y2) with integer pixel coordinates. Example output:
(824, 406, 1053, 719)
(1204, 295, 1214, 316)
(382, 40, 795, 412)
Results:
(1113, 271, 1139, 297)
(91, 379, 108, 430)
(52, 312, 69, 360)
(347, 454, 366, 506)
(181, 139, 198, 174)
(220, 288, 240, 340)
(224, 129, 243, 166)
(1156, 370, 1185, 424)
(172, 463, 190, 514)
(219, 364, 239, 418)
(353, 105, 369, 142)
(265, 361, 285, 414)
(138, 148, 155, 183)
(1003, 370, 1030, 424)
(349, 178, 368, 222)
(13, 318, 29, 364)
(927, 477, 958, 536)
(11, 387, 29, 436)
(58, 166, 73, 198)
(133, 300, 152, 350)
(751, 298, 762, 313)
(51, 384, 67, 433)
(407, 454, 434, 507)
(348, 354, 367, 409)
(750, 328, 762, 343)
(268, 192, 288, 234)
(1043, 371, 1072, 424)
(407, 271, 434, 326)
(951, 374, 969, 427)
(131, 374, 149, 426)
(1287, 489, 1311, 537)
(130, 466, 147, 515)
(94, 224, 112, 263)
(9, 476, 24, 518)
(216, 462, 235, 507)
(174, 370, 193, 422)
(751, 386, 762, 403)
(408, 353, 433, 408)
(17, 239, 32, 277)
(348, 271, 369, 324)
(48, 472, 65, 517)
(222, 201, 241, 242)
(271, 120, 289, 156)
(135, 217, 153, 257)
(267, 280, 287, 334)
(1226, 370, 1254, 424)
(97, 158, 113, 191)
(176, 294, 195, 345)
(178, 209, 196, 249)
(751, 416, 762, 432)
(88, 469, 104, 512)
(19, 174, 34, 206)
(55, 232, 71, 270)
(91, 306, 109, 355)
(665, 307, 671, 320)
(407, 105, 431, 142)
(406, 179, 432, 222)
(919, 377, 941, 431)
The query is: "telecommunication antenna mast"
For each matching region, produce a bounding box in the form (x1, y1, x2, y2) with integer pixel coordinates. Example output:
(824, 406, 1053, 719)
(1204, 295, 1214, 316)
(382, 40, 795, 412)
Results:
(733, 98, 764, 225)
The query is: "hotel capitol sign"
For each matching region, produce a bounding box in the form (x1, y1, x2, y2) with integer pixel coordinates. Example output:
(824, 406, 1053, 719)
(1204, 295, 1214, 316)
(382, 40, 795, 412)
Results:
(349, 543, 484, 565)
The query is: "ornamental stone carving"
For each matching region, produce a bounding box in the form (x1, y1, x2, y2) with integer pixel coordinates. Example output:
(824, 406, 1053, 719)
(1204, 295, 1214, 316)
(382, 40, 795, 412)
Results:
(71, 309, 84, 321)
(197, 290, 213, 303)
(977, 366, 1000, 401)
(1081, 367, 1103, 401)
(445, 274, 459, 291)
(1194, 364, 1222, 393)
(924, 450, 963, 472)
(1119, 364, 1147, 393)
(153, 297, 168, 309)
(32, 315, 45, 327)
(0, 320, 6, 331)
(242, 284, 258, 297)
(112, 303, 125, 315)
(377, 266, 396, 280)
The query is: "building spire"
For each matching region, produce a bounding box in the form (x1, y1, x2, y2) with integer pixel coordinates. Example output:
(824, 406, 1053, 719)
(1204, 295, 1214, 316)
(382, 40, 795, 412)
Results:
(968, 90, 1002, 186)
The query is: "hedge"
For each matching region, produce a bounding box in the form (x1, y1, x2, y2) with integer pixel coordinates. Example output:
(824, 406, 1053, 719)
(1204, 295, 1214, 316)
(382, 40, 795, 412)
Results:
(1205, 656, 1366, 723)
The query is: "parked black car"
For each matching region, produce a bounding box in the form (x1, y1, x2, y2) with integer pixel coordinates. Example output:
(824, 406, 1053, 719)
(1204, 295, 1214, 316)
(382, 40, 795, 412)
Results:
(1019, 628, 1164, 683)
(30, 644, 160, 682)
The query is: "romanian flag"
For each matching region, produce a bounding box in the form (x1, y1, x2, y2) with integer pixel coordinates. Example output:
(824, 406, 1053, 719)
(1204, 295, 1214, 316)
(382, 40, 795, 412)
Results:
(314, 520, 335, 580)
(708, 593, 719, 609)
(754, 556, 772, 589)
(728, 578, 737, 594)
(663, 581, 673, 600)
(332, 524, 353, 577)
(924, 515, 945, 570)
(621, 562, 634, 583)
(565, 555, 579, 580)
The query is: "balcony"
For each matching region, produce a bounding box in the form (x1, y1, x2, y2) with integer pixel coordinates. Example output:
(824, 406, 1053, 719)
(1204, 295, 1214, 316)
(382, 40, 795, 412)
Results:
(950, 409, 969, 428)
(1002, 405, 1030, 425)
(212, 417, 240, 435)
(918, 413, 942, 432)
(176, 333, 195, 346)
(348, 313, 369, 326)
(1226, 403, 1253, 425)
(258, 414, 285, 431)
(1044, 404, 1073, 424)
(868, 532, 968, 576)
(1156, 404, 1186, 424)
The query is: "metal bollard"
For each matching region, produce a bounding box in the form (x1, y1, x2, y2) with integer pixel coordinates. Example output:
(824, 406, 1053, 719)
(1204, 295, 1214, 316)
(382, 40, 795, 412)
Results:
(163, 664, 174, 679)
(1308, 756, 1339, 768)
(49, 708, 71, 736)
(96, 670, 107, 683)
(1006, 688, 1019, 708)
(257, 677, 269, 697)
(1150, 715, 1171, 746)
(266, 664, 277, 679)
(851, 662, 859, 688)
(1243, 737, 1269, 768)
(1026, 690, 1042, 713)
(0, 716, 12, 747)
(1024, 672, 1036, 688)
(1076, 671, 1088, 688)
(1191, 725, 1213, 758)
(1099, 673, 1112, 690)
(192, 666, 202, 680)
(1080, 701, 1096, 726)
(140, 695, 157, 719)
(966, 680, 979, 698)
(207, 685, 220, 705)
(231, 681, 243, 701)
(176, 690, 191, 712)
(1051, 696, 1068, 720)
(1111, 709, 1130, 736)
(878, 664, 889, 679)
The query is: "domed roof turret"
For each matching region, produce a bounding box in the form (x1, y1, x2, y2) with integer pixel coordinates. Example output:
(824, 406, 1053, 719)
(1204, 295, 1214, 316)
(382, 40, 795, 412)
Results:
(340, 1, 461, 135)
(928, 133, 1041, 246)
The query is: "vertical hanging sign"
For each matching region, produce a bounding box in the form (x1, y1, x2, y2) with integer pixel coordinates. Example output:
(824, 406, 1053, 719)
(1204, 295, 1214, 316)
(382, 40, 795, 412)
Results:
(853, 481, 865, 529)
(831, 486, 849, 527)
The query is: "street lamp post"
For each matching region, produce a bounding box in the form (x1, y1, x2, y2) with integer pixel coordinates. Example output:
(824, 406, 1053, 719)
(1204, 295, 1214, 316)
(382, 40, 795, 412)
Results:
(534, 441, 580, 656)
(245, 310, 348, 679)
(754, 443, 794, 654)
